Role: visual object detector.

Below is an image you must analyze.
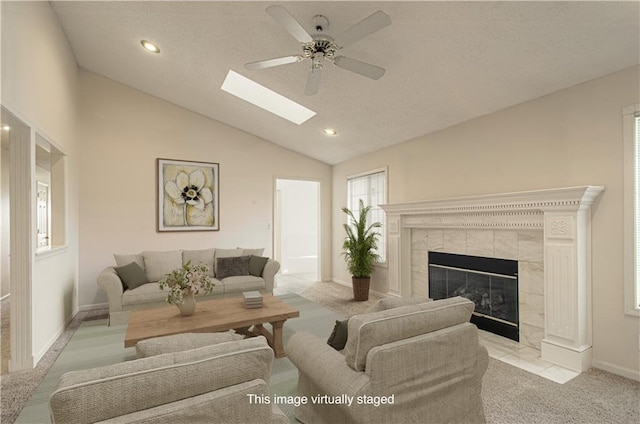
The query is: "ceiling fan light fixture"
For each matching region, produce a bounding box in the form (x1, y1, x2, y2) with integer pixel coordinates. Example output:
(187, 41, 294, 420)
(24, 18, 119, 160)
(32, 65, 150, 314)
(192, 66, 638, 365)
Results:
(140, 40, 160, 54)
(247, 6, 391, 95)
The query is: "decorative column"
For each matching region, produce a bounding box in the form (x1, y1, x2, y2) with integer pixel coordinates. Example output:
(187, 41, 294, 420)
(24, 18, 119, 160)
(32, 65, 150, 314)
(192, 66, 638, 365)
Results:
(385, 214, 402, 297)
(540, 186, 603, 371)
(8, 114, 35, 372)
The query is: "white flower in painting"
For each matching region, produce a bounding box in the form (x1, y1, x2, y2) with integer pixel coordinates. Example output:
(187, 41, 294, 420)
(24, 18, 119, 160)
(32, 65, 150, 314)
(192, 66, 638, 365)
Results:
(164, 170, 213, 210)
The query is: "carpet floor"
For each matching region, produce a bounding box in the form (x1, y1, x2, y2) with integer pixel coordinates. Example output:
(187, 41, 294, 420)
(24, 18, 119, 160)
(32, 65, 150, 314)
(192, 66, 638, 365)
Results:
(2, 283, 640, 423)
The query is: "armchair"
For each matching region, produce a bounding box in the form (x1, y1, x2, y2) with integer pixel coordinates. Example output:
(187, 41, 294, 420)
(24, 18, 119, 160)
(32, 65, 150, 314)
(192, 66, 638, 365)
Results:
(287, 296, 489, 424)
(50, 337, 288, 424)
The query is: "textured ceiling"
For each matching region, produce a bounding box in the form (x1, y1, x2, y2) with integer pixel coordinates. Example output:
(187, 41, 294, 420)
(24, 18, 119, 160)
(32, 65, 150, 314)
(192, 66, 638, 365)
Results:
(51, 1, 639, 165)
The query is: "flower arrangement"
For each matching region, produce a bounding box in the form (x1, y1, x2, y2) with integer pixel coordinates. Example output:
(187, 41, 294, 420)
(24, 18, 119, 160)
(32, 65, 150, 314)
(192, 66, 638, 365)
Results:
(158, 261, 215, 305)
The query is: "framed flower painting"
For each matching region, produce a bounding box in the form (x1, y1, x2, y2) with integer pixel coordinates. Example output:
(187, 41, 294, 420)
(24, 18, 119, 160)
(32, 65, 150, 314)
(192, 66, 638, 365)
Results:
(157, 158, 219, 231)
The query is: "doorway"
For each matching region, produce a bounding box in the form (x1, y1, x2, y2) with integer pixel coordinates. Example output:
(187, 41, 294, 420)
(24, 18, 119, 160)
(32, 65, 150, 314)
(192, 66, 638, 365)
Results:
(274, 179, 320, 293)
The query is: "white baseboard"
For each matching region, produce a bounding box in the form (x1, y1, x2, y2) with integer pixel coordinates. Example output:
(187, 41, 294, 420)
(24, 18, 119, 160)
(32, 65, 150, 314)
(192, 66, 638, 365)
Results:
(592, 359, 640, 382)
(331, 278, 350, 287)
(79, 302, 109, 311)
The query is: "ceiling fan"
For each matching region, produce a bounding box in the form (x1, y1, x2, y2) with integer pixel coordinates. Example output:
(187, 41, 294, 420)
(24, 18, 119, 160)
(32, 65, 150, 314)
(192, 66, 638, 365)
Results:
(245, 5, 391, 95)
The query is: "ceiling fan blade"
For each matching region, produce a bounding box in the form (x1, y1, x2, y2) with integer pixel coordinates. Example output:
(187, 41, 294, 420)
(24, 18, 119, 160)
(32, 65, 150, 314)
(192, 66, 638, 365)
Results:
(305, 63, 323, 96)
(334, 56, 385, 80)
(334, 10, 391, 48)
(266, 5, 313, 44)
(245, 55, 303, 70)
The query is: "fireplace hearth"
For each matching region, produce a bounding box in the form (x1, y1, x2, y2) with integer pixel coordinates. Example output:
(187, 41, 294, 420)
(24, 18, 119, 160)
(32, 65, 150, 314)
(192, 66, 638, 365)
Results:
(428, 252, 519, 341)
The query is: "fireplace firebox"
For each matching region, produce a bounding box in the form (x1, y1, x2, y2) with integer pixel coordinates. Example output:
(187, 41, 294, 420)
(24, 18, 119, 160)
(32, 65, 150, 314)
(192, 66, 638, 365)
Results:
(428, 252, 519, 342)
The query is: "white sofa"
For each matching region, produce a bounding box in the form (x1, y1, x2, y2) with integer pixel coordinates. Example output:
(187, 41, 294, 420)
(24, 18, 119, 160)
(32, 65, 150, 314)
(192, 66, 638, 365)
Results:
(98, 248, 280, 325)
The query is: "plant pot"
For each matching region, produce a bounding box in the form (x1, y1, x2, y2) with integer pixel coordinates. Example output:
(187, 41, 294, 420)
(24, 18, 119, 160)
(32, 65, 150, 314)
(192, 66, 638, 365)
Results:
(177, 290, 196, 316)
(352, 277, 370, 301)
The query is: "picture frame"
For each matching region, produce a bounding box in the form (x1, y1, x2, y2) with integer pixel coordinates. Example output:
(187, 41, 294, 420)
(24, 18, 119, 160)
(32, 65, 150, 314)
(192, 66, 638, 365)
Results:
(157, 158, 219, 232)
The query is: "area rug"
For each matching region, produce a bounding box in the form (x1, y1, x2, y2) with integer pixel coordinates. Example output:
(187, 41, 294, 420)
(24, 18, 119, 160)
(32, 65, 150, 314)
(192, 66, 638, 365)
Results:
(13, 293, 640, 424)
(14, 293, 342, 423)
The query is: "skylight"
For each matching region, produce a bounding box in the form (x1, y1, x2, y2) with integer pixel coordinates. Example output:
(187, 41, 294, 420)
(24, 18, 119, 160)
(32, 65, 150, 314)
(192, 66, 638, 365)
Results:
(221, 70, 316, 125)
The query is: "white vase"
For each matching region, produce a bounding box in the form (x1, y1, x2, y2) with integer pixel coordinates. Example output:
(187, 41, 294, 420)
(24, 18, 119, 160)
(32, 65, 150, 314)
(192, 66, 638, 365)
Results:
(177, 290, 196, 316)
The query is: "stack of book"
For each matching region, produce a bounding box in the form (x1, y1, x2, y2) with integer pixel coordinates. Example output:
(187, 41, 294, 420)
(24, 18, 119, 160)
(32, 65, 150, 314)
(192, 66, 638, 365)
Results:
(243, 291, 263, 309)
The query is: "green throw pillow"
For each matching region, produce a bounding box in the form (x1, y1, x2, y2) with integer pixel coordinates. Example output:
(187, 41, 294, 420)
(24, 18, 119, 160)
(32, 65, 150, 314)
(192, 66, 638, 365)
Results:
(327, 319, 349, 350)
(114, 261, 149, 290)
(249, 256, 269, 277)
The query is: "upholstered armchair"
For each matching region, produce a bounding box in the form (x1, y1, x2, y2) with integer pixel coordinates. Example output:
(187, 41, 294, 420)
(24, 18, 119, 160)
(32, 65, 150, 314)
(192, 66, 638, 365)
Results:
(50, 337, 288, 424)
(287, 296, 489, 424)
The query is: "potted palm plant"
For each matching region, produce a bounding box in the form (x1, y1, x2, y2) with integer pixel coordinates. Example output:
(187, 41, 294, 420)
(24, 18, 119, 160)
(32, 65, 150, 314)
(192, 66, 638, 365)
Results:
(342, 199, 382, 301)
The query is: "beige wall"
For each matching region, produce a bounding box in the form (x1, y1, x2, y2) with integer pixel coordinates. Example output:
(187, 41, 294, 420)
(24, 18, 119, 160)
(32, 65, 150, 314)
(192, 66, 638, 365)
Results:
(77, 70, 332, 308)
(1, 1, 79, 362)
(333, 66, 640, 379)
(1, 145, 9, 298)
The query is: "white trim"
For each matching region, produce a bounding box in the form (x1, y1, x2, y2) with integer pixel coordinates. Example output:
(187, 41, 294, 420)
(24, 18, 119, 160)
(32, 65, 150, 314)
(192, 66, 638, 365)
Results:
(79, 302, 109, 311)
(592, 359, 640, 382)
(623, 103, 640, 316)
(5, 106, 35, 372)
(346, 166, 388, 181)
(0, 293, 10, 301)
(35, 245, 68, 260)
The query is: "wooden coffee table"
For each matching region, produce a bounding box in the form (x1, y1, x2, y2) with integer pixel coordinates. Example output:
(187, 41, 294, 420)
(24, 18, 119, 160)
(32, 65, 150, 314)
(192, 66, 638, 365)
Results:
(124, 294, 299, 358)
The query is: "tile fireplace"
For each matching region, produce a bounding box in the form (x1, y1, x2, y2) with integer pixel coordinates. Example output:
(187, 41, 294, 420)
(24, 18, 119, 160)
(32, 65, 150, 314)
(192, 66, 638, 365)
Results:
(380, 186, 604, 372)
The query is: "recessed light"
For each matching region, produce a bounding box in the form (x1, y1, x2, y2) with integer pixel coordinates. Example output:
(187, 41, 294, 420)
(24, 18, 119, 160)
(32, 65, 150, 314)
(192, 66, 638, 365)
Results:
(221, 70, 316, 125)
(140, 40, 160, 54)
(323, 128, 337, 136)
(2, 125, 10, 131)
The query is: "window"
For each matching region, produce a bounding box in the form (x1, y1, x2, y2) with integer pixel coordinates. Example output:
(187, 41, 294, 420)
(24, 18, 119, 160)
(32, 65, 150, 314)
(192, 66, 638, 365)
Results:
(623, 104, 640, 315)
(36, 181, 49, 248)
(347, 169, 387, 263)
(35, 134, 66, 252)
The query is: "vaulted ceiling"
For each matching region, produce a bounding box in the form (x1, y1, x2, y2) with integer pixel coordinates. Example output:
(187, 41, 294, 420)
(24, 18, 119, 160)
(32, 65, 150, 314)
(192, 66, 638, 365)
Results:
(52, 1, 640, 165)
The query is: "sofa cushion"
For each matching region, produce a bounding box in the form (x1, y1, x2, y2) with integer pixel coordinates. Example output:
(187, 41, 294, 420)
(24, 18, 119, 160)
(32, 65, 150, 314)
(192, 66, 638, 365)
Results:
(122, 282, 168, 306)
(344, 296, 474, 371)
(114, 261, 149, 290)
(143, 250, 183, 282)
(239, 247, 265, 257)
(183, 248, 215, 277)
(216, 255, 251, 279)
(249, 256, 269, 277)
(136, 332, 244, 358)
(365, 295, 432, 313)
(113, 253, 144, 269)
(327, 319, 349, 351)
(222, 275, 265, 294)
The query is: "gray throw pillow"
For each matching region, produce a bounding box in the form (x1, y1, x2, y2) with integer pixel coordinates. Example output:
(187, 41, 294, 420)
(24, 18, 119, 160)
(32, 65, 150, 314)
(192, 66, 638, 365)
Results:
(216, 255, 251, 279)
(249, 256, 269, 277)
(114, 261, 149, 290)
(327, 319, 349, 350)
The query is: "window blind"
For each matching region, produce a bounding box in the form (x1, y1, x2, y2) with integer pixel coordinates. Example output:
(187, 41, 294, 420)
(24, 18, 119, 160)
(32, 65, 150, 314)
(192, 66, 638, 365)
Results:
(347, 171, 386, 262)
(635, 116, 640, 307)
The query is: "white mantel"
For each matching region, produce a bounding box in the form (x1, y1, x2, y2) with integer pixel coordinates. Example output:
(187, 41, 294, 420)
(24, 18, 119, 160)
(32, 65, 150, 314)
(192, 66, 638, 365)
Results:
(380, 186, 604, 372)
